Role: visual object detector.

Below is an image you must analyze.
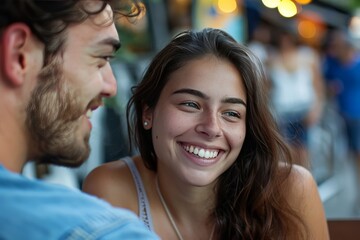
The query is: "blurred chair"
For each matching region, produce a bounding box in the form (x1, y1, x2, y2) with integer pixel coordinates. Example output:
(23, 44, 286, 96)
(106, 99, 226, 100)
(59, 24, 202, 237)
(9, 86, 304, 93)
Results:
(328, 219, 360, 240)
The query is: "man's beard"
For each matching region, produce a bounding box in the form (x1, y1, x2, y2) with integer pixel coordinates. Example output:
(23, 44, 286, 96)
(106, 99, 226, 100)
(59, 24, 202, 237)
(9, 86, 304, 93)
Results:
(26, 58, 91, 167)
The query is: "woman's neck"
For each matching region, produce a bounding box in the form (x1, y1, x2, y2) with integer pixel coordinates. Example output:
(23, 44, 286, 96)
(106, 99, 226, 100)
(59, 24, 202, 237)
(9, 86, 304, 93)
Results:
(156, 173, 216, 226)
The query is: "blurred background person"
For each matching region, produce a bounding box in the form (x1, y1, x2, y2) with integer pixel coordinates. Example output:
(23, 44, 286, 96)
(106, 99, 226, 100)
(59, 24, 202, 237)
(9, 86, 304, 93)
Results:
(247, 20, 274, 74)
(268, 28, 325, 168)
(323, 29, 360, 210)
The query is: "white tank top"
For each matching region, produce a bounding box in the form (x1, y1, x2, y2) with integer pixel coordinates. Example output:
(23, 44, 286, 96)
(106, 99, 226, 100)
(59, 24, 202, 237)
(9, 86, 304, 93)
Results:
(270, 46, 315, 116)
(122, 157, 155, 232)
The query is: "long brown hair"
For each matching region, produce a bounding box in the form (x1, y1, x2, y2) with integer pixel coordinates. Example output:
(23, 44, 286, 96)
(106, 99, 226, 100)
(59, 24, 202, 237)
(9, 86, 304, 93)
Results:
(127, 28, 307, 239)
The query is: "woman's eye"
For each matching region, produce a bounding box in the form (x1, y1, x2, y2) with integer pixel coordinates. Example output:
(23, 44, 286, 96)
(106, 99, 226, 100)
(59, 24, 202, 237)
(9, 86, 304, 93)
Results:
(181, 101, 200, 109)
(223, 111, 241, 119)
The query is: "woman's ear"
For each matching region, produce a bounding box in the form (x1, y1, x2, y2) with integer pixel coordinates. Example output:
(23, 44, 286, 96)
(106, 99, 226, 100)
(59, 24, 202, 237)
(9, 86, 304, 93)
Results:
(142, 105, 153, 130)
(1, 23, 35, 86)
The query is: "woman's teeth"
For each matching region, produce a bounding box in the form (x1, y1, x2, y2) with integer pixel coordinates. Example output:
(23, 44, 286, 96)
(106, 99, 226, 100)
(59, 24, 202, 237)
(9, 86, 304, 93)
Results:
(184, 145, 219, 159)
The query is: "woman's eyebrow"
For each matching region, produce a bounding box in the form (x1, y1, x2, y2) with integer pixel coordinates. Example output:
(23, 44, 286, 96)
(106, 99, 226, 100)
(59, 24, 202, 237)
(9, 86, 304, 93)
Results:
(172, 88, 246, 106)
(172, 88, 208, 99)
(222, 97, 247, 107)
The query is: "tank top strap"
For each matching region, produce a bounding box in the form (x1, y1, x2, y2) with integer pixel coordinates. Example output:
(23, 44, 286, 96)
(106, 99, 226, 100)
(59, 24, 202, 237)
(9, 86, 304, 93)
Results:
(122, 157, 154, 231)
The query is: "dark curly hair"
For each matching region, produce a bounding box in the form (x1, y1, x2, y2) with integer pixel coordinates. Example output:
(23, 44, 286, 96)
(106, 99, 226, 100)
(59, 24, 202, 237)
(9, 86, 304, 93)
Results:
(0, 0, 143, 65)
(127, 28, 308, 239)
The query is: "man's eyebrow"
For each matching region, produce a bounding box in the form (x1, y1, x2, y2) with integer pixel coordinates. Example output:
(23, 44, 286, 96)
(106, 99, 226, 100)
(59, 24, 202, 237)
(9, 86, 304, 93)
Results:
(172, 88, 247, 107)
(97, 38, 121, 51)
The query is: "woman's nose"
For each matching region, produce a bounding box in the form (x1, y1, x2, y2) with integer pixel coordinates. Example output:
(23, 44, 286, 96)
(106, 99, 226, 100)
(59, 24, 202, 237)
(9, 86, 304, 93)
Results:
(195, 113, 222, 138)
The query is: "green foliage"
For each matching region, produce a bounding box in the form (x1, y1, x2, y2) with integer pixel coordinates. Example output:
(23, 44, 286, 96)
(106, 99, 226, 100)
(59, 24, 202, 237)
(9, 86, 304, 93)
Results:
(115, 25, 152, 63)
(350, 0, 360, 8)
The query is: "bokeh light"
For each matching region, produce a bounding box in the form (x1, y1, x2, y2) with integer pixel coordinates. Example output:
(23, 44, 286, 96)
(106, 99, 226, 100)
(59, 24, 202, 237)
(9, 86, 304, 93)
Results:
(298, 19, 316, 39)
(262, 0, 281, 9)
(217, 0, 238, 13)
(278, 0, 298, 18)
(295, 0, 312, 4)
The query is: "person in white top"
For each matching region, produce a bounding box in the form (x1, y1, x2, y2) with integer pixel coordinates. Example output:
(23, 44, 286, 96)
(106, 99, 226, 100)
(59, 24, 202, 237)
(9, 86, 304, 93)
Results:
(268, 29, 325, 168)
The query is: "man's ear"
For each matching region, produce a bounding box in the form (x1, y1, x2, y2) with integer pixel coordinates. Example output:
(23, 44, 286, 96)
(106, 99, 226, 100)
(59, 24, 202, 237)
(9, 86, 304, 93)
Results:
(1, 23, 32, 86)
(142, 105, 153, 129)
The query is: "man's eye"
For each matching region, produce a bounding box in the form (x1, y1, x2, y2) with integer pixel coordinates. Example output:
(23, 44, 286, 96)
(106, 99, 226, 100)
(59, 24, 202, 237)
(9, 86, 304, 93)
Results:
(102, 55, 115, 62)
(97, 56, 115, 68)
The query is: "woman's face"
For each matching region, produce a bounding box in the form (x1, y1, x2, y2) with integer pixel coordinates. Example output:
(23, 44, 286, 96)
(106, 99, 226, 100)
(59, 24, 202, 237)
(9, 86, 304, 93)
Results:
(144, 56, 247, 186)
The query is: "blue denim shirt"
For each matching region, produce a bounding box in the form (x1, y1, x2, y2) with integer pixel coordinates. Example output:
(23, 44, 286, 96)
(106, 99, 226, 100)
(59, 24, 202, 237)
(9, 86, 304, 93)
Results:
(0, 165, 159, 240)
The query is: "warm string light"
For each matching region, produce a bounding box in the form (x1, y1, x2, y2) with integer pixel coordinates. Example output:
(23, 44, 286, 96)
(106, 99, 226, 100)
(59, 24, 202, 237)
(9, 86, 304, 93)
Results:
(217, 0, 238, 13)
(295, 0, 312, 4)
(261, 0, 323, 45)
(262, 0, 312, 18)
(262, 0, 280, 9)
(278, 0, 298, 18)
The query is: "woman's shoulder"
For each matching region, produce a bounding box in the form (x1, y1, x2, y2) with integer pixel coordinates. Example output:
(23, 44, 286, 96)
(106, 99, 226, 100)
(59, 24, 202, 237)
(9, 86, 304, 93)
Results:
(83, 158, 130, 188)
(279, 163, 330, 239)
(82, 157, 138, 208)
(279, 164, 317, 201)
(285, 164, 313, 182)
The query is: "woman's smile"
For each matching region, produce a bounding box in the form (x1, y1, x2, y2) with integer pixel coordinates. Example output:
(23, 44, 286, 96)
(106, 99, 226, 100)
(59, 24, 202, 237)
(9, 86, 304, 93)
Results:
(180, 142, 222, 167)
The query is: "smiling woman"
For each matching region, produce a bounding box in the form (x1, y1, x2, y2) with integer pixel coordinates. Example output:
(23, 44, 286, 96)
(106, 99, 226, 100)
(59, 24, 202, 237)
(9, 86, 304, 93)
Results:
(82, 28, 329, 239)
